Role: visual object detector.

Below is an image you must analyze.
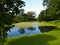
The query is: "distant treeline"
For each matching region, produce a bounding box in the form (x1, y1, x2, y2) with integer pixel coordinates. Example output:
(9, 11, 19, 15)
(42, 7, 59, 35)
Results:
(14, 10, 37, 23)
(38, 0, 60, 21)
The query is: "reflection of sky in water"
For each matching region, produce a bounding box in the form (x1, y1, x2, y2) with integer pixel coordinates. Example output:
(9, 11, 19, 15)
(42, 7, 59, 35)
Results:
(7, 26, 41, 38)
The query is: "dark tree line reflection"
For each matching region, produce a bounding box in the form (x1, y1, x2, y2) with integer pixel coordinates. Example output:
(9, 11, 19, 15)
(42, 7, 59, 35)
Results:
(18, 28, 25, 34)
(38, 26, 57, 32)
(18, 26, 57, 34)
(28, 27, 36, 31)
(18, 27, 36, 34)
(6, 26, 57, 38)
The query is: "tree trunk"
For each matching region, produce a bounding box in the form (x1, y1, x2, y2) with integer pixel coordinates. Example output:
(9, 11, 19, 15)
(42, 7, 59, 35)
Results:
(1, 30, 4, 45)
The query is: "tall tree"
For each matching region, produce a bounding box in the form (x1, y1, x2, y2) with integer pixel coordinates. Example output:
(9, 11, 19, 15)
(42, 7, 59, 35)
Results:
(38, 10, 48, 21)
(43, 0, 60, 19)
(27, 11, 36, 21)
(0, 0, 25, 45)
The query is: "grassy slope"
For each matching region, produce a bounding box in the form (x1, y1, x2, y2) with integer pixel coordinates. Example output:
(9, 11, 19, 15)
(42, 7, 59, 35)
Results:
(4, 20, 60, 45)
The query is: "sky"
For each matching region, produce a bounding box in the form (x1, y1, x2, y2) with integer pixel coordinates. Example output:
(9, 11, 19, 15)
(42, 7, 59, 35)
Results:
(22, 0, 46, 17)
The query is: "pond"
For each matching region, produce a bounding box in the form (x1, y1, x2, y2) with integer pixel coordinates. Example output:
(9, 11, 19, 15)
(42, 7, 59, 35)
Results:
(7, 26, 41, 38)
(7, 22, 57, 38)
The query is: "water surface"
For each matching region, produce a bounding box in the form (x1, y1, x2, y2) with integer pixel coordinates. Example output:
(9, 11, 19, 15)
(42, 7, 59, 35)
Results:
(7, 22, 57, 38)
(7, 26, 41, 38)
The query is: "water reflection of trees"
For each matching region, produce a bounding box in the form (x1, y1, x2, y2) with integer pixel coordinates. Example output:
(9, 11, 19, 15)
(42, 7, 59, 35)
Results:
(18, 27, 36, 34)
(38, 26, 57, 32)
(18, 28, 25, 34)
(28, 27, 36, 31)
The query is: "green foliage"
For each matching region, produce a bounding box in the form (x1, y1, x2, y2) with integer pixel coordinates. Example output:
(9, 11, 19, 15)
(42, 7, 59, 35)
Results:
(27, 11, 36, 21)
(14, 11, 36, 22)
(5, 20, 60, 45)
(38, 0, 60, 21)
(0, 0, 25, 44)
(38, 10, 55, 21)
(43, 0, 60, 20)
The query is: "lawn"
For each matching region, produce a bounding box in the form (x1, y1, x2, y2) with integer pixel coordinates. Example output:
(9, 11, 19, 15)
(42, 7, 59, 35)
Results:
(4, 20, 60, 45)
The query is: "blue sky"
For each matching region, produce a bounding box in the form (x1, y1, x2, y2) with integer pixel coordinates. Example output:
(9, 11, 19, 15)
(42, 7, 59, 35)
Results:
(22, 0, 45, 17)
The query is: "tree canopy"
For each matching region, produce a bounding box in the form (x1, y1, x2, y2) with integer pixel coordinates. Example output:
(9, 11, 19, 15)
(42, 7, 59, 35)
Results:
(0, 0, 25, 45)
(38, 0, 60, 21)
(43, 0, 60, 19)
(14, 11, 36, 22)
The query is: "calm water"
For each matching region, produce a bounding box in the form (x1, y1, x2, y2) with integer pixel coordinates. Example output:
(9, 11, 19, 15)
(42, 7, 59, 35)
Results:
(7, 22, 56, 38)
(7, 26, 42, 38)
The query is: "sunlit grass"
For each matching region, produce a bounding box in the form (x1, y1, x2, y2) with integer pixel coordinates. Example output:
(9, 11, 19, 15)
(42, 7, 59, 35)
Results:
(5, 20, 60, 45)
(14, 21, 55, 28)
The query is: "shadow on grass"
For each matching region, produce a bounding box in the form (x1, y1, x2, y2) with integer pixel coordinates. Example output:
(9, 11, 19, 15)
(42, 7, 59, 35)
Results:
(56, 28, 60, 30)
(5, 34, 57, 45)
(38, 26, 57, 32)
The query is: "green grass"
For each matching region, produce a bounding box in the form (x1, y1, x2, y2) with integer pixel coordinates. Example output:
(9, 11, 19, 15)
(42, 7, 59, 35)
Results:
(14, 22, 40, 28)
(4, 20, 60, 45)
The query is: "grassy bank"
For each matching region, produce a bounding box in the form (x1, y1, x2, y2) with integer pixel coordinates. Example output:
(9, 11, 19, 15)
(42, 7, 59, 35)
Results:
(4, 20, 60, 45)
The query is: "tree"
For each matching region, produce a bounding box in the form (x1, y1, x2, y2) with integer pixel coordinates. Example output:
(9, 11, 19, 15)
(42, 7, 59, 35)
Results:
(38, 9, 55, 21)
(38, 10, 45, 21)
(0, 0, 25, 45)
(18, 11, 36, 22)
(14, 9, 25, 22)
(43, 0, 60, 20)
(38, 10, 48, 21)
(27, 11, 36, 21)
